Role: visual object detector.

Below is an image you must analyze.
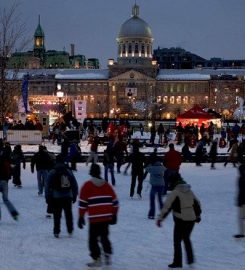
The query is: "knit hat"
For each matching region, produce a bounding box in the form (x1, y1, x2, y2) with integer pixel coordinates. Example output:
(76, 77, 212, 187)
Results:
(170, 173, 186, 189)
(90, 163, 101, 178)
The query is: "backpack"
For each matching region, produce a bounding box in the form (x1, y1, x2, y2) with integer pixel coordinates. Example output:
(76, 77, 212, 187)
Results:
(52, 169, 71, 191)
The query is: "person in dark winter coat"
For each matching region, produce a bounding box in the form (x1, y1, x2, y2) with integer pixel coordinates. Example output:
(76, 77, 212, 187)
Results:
(156, 173, 202, 268)
(46, 154, 78, 238)
(78, 163, 119, 268)
(68, 141, 81, 171)
(195, 140, 205, 166)
(128, 142, 145, 199)
(12, 144, 26, 187)
(0, 139, 19, 221)
(209, 138, 218, 169)
(103, 142, 116, 186)
(145, 156, 166, 219)
(31, 145, 55, 196)
(233, 164, 245, 238)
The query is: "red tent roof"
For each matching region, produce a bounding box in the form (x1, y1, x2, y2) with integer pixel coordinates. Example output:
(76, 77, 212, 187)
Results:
(177, 105, 215, 119)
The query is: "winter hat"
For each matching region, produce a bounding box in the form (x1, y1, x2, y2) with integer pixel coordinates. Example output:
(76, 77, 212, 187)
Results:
(170, 173, 186, 189)
(90, 163, 101, 178)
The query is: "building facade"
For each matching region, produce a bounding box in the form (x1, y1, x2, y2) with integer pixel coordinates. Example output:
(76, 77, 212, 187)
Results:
(6, 5, 245, 123)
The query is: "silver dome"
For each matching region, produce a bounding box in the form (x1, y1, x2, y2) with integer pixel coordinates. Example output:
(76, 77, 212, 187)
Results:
(118, 16, 153, 39)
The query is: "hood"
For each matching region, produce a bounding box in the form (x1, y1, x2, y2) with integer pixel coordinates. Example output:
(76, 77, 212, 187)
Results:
(175, 183, 191, 193)
(91, 177, 106, 187)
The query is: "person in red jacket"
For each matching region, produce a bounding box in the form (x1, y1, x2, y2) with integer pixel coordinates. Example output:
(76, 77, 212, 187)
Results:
(78, 164, 119, 268)
(163, 143, 182, 194)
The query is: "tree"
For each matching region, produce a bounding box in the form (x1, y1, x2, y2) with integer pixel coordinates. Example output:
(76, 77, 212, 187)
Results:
(0, 2, 29, 123)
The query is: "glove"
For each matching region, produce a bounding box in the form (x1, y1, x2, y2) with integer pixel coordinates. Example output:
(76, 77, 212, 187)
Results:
(78, 216, 85, 229)
(156, 219, 162, 227)
(195, 217, 201, 223)
(72, 197, 76, 204)
(109, 215, 117, 225)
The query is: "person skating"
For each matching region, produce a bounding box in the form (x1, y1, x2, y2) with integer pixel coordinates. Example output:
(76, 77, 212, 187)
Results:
(78, 164, 119, 267)
(156, 173, 202, 268)
(209, 138, 218, 169)
(233, 164, 245, 238)
(163, 143, 182, 193)
(144, 155, 166, 219)
(46, 154, 78, 238)
(31, 145, 54, 196)
(0, 139, 19, 221)
(128, 141, 145, 199)
(12, 144, 26, 188)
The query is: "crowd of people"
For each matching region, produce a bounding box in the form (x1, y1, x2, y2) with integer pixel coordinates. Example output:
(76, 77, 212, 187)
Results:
(1, 119, 245, 268)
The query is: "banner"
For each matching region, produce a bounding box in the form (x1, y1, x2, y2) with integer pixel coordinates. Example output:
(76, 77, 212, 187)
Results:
(74, 100, 87, 123)
(21, 74, 29, 113)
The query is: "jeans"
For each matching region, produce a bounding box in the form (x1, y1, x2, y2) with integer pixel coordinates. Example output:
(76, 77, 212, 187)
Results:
(104, 164, 115, 186)
(0, 180, 18, 219)
(148, 185, 164, 217)
(37, 170, 49, 195)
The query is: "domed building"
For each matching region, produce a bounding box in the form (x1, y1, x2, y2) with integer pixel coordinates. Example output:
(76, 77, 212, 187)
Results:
(116, 4, 153, 66)
(7, 4, 245, 124)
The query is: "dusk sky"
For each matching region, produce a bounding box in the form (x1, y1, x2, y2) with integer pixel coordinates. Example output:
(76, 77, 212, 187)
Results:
(2, 0, 245, 68)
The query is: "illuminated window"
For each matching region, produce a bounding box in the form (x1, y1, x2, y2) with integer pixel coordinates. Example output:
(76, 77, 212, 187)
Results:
(157, 96, 161, 102)
(170, 96, 175, 104)
(163, 96, 168, 103)
(176, 96, 181, 104)
(183, 96, 188, 104)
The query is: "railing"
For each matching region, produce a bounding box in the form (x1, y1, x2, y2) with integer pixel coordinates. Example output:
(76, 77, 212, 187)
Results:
(5, 130, 43, 145)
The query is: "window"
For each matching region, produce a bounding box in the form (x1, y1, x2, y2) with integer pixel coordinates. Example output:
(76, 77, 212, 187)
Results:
(135, 44, 139, 53)
(170, 96, 175, 104)
(128, 44, 132, 54)
(141, 45, 145, 54)
(123, 45, 126, 54)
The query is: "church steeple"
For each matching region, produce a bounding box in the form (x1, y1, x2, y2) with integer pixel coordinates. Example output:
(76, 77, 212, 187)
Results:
(33, 15, 45, 62)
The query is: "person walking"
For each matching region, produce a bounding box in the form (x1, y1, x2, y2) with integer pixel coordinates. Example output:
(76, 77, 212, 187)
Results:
(233, 164, 245, 238)
(128, 142, 145, 199)
(145, 155, 166, 219)
(0, 139, 19, 221)
(78, 164, 119, 268)
(156, 173, 202, 268)
(46, 154, 78, 238)
(12, 144, 26, 188)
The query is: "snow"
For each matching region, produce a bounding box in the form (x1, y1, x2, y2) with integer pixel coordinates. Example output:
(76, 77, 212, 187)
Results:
(1, 138, 245, 270)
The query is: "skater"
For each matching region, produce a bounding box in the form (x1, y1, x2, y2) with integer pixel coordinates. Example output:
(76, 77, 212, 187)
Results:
(224, 139, 239, 167)
(78, 164, 119, 267)
(156, 173, 202, 268)
(0, 139, 19, 221)
(209, 138, 218, 169)
(233, 164, 245, 238)
(103, 142, 116, 186)
(46, 154, 78, 238)
(128, 141, 145, 199)
(144, 155, 166, 219)
(31, 145, 54, 196)
(163, 143, 182, 193)
(12, 144, 26, 188)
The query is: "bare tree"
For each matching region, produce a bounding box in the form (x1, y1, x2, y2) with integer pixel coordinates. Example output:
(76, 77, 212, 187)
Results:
(0, 2, 29, 123)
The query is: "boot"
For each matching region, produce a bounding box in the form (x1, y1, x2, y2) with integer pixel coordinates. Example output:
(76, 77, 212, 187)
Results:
(87, 257, 102, 268)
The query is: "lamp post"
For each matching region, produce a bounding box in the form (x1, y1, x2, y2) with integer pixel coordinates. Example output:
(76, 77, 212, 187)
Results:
(56, 86, 64, 118)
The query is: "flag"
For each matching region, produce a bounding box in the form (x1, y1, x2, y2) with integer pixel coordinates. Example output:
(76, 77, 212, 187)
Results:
(21, 74, 29, 113)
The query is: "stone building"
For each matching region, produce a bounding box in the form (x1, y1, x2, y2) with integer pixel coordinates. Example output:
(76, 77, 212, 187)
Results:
(5, 4, 245, 123)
